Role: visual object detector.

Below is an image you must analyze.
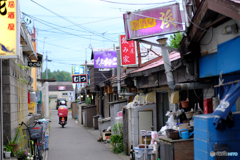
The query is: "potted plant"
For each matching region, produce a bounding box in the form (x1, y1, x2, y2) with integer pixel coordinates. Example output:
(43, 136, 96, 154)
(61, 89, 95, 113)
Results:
(9, 128, 26, 152)
(15, 149, 28, 160)
(3, 144, 14, 158)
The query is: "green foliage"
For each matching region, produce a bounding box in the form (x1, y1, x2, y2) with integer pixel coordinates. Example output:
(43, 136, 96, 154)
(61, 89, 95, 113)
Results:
(4, 144, 14, 152)
(17, 64, 30, 71)
(10, 128, 26, 145)
(167, 32, 183, 51)
(109, 123, 123, 154)
(15, 149, 27, 159)
(42, 69, 72, 81)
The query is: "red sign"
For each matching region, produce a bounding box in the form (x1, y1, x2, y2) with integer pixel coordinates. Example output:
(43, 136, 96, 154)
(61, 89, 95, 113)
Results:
(120, 35, 136, 66)
(58, 86, 66, 91)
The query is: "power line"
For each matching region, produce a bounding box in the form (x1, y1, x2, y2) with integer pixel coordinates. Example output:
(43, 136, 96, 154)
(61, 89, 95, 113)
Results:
(30, 0, 117, 42)
(36, 39, 84, 52)
(100, 0, 175, 5)
(23, 13, 113, 42)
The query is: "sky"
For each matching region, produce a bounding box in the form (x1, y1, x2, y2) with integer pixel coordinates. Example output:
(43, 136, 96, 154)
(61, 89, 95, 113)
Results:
(20, 0, 179, 73)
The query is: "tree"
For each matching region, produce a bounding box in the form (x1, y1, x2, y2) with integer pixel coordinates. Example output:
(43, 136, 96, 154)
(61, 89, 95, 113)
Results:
(167, 32, 183, 51)
(42, 69, 72, 81)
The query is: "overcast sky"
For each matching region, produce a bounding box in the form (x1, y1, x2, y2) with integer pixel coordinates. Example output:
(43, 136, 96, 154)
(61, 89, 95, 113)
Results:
(20, 0, 177, 73)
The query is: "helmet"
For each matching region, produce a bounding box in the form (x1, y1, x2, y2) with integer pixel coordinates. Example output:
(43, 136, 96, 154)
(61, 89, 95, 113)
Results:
(59, 101, 66, 105)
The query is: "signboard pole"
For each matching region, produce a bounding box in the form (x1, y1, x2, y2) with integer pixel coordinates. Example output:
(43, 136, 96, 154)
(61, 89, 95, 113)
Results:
(1, 58, 3, 160)
(85, 60, 88, 105)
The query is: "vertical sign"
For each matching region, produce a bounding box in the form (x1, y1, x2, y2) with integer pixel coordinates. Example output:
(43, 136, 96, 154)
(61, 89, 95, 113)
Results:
(0, 0, 20, 58)
(120, 35, 136, 66)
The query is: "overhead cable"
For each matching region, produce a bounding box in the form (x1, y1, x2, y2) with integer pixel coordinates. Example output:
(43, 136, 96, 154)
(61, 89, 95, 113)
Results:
(30, 0, 117, 42)
(100, 0, 175, 5)
(23, 13, 113, 42)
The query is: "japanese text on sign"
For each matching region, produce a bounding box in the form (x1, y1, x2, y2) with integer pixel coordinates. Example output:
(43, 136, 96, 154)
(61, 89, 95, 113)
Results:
(94, 51, 117, 68)
(120, 35, 136, 66)
(124, 3, 183, 40)
(28, 62, 41, 67)
(72, 74, 87, 83)
(0, 0, 19, 57)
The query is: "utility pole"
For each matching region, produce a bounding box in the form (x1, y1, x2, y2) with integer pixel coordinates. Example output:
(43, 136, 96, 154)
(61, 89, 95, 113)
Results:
(85, 48, 88, 105)
(45, 51, 52, 79)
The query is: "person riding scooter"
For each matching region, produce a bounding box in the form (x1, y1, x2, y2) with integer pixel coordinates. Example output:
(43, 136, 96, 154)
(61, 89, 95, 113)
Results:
(57, 101, 68, 128)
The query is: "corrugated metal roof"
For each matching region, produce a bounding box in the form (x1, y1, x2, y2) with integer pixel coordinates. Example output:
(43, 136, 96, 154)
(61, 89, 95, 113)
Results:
(131, 51, 181, 73)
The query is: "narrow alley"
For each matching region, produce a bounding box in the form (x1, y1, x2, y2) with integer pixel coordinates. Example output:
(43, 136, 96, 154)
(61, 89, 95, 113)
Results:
(48, 110, 122, 160)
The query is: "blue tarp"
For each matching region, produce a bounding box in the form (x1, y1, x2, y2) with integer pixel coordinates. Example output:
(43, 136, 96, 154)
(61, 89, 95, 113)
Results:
(212, 81, 240, 129)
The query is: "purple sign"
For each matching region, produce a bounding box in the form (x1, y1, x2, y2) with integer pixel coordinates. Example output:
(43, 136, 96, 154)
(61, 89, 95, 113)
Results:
(123, 3, 183, 40)
(94, 51, 117, 68)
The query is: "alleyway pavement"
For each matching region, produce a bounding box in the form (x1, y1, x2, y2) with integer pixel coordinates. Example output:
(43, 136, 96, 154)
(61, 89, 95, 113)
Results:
(48, 110, 123, 160)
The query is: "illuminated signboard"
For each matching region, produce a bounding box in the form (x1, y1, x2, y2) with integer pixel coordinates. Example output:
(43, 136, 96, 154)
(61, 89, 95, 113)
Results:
(94, 51, 117, 68)
(0, 0, 20, 58)
(71, 66, 85, 75)
(120, 35, 136, 66)
(123, 3, 183, 40)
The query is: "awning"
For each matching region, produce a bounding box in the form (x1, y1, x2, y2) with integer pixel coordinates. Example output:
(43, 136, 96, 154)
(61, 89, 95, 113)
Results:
(21, 23, 37, 60)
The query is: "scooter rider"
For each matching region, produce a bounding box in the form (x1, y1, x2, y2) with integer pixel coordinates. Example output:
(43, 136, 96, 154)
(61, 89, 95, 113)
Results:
(58, 101, 68, 123)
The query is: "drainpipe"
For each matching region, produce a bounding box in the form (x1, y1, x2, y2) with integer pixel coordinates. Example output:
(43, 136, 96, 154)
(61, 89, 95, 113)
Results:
(117, 49, 137, 96)
(156, 37, 175, 90)
(156, 37, 212, 90)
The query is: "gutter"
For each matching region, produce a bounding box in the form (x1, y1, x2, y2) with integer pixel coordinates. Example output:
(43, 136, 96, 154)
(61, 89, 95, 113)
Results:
(117, 49, 137, 96)
(156, 37, 212, 90)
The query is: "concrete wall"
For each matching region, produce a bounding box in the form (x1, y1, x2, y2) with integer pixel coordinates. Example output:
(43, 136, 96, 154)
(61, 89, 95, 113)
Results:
(49, 91, 71, 109)
(2, 59, 29, 145)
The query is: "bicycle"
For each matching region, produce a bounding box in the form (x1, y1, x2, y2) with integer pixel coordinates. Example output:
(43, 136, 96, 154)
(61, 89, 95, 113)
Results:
(19, 120, 44, 160)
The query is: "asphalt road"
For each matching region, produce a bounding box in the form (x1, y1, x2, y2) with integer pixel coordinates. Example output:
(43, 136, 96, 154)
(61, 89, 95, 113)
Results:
(48, 110, 122, 160)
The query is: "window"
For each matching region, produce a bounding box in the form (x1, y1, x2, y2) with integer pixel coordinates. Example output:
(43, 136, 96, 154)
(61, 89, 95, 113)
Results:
(62, 93, 68, 96)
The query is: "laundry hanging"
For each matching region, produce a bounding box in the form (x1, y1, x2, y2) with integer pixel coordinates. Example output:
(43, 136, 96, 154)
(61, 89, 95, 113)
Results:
(212, 81, 240, 130)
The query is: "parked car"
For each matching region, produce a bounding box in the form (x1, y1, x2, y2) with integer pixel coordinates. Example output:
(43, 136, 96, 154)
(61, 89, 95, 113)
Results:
(56, 98, 67, 110)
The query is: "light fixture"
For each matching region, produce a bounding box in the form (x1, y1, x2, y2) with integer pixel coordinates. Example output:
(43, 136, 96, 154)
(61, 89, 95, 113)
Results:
(222, 23, 238, 34)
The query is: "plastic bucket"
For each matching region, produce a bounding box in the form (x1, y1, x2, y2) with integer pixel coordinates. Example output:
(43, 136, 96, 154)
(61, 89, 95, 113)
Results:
(133, 147, 153, 160)
(179, 123, 188, 130)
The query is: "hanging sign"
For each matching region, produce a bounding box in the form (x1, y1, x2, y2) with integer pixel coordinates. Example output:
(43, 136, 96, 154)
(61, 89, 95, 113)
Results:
(72, 74, 87, 83)
(71, 66, 85, 75)
(120, 35, 136, 66)
(0, 0, 20, 58)
(123, 3, 183, 40)
(28, 61, 41, 67)
(94, 51, 117, 68)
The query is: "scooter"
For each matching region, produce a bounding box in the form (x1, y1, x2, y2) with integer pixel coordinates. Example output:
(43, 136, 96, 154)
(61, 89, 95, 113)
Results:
(57, 101, 68, 128)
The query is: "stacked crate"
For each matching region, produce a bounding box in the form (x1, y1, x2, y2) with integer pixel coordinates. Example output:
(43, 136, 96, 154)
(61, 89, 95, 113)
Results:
(194, 113, 240, 160)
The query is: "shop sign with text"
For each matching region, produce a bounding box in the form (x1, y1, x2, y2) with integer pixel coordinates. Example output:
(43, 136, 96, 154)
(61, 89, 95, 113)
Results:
(72, 74, 87, 83)
(0, 0, 20, 58)
(94, 51, 117, 68)
(28, 61, 41, 67)
(120, 35, 136, 66)
(123, 3, 183, 40)
(71, 66, 85, 75)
